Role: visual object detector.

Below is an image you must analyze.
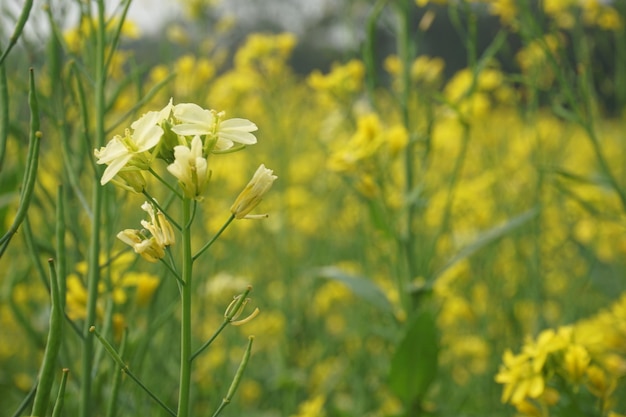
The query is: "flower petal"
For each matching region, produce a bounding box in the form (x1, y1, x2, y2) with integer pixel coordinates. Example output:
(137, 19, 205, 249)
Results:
(171, 124, 211, 136)
(220, 118, 258, 132)
(173, 103, 214, 126)
(101, 154, 132, 185)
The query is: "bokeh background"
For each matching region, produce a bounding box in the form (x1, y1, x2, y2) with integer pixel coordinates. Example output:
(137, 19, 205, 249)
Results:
(2, 1, 626, 416)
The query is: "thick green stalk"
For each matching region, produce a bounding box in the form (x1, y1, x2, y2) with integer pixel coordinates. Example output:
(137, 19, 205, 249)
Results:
(395, 0, 416, 312)
(80, 1, 107, 416)
(177, 197, 193, 417)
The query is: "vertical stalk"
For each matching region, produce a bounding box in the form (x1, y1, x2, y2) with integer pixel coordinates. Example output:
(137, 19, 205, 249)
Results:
(396, 0, 416, 312)
(0, 63, 8, 171)
(80, 1, 107, 416)
(177, 197, 193, 417)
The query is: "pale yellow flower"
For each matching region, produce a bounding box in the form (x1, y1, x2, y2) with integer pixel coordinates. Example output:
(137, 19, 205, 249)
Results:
(117, 229, 165, 263)
(167, 135, 210, 199)
(140, 201, 176, 247)
(171, 103, 257, 151)
(117, 201, 175, 262)
(94, 105, 171, 185)
(230, 164, 277, 219)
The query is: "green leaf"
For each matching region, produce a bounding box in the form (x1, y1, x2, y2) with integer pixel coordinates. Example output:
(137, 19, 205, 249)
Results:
(432, 207, 540, 282)
(314, 266, 394, 316)
(389, 311, 438, 404)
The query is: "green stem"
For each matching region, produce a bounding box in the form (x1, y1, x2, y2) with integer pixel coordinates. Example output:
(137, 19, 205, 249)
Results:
(10, 380, 38, 417)
(91, 327, 176, 417)
(192, 286, 253, 361)
(32, 259, 63, 417)
(211, 336, 254, 417)
(193, 214, 235, 261)
(395, 0, 416, 312)
(0, 69, 41, 257)
(56, 185, 67, 309)
(80, 1, 107, 416)
(192, 321, 229, 362)
(105, 330, 125, 417)
(51, 369, 70, 417)
(0, 0, 34, 66)
(143, 189, 182, 230)
(363, 0, 387, 107)
(0, 63, 8, 171)
(177, 197, 193, 417)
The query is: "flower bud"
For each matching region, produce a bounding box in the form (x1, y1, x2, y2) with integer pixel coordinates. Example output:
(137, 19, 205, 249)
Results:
(230, 164, 277, 219)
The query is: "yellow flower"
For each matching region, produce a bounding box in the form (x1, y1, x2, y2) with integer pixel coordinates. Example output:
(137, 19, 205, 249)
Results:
(140, 201, 176, 247)
(495, 349, 545, 405)
(117, 201, 175, 262)
(94, 102, 172, 185)
(230, 164, 277, 219)
(172, 103, 258, 151)
(564, 344, 590, 383)
(586, 365, 616, 398)
(307, 59, 364, 96)
(117, 229, 165, 263)
(167, 136, 210, 200)
(290, 395, 326, 417)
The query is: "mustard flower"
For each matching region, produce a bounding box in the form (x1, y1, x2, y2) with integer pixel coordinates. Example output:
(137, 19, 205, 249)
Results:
(167, 135, 210, 200)
(117, 229, 165, 263)
(116, 201, 175, 262)
(495, 349, 545, 405)
(94, 106, 170, 185)
(171, 103, 258, 151)
(230, 164, 277, 219)
(564, 344, 590, 383)
(140, 201, 176, 247)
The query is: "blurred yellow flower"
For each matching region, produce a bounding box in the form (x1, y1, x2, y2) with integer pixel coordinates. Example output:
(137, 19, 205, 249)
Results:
(564, 344, 591, 383)
(290, 395, 326, 417)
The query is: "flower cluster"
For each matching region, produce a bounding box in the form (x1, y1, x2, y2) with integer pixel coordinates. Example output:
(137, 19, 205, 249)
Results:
(94, 99, 258, 199)
(117, 201, 176, 263)
(495, 294, 626, 416)
(95, 99, 276, 262)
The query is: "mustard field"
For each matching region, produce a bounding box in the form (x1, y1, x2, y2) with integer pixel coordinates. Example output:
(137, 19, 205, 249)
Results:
(2, 1, 626, 416)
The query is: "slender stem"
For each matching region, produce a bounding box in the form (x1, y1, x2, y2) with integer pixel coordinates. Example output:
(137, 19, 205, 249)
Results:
(159, 255, 184, 285)
(211, 336, 254, 417)
(193, 214, 235, 261)
(56, 185, 67, 309)
(90, 327, 176, 417)
(51, 369, 70, 417)
(0, 0, 33, 66)
(80, 1, 107, 416)
(32, 260, 63, 417)
(0, 63, 8, 171)
(192, 285, 254, 361)
(10, 379, 38, 417)
(395, 0, 416, 312)
(363, 0, 388, 107)
(148, 167, 184, 200)
(143, 189, 182, 230)
(0, 70, 41, 257)
(177, 197, 193, 417)
(192, 321, 229, 362)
